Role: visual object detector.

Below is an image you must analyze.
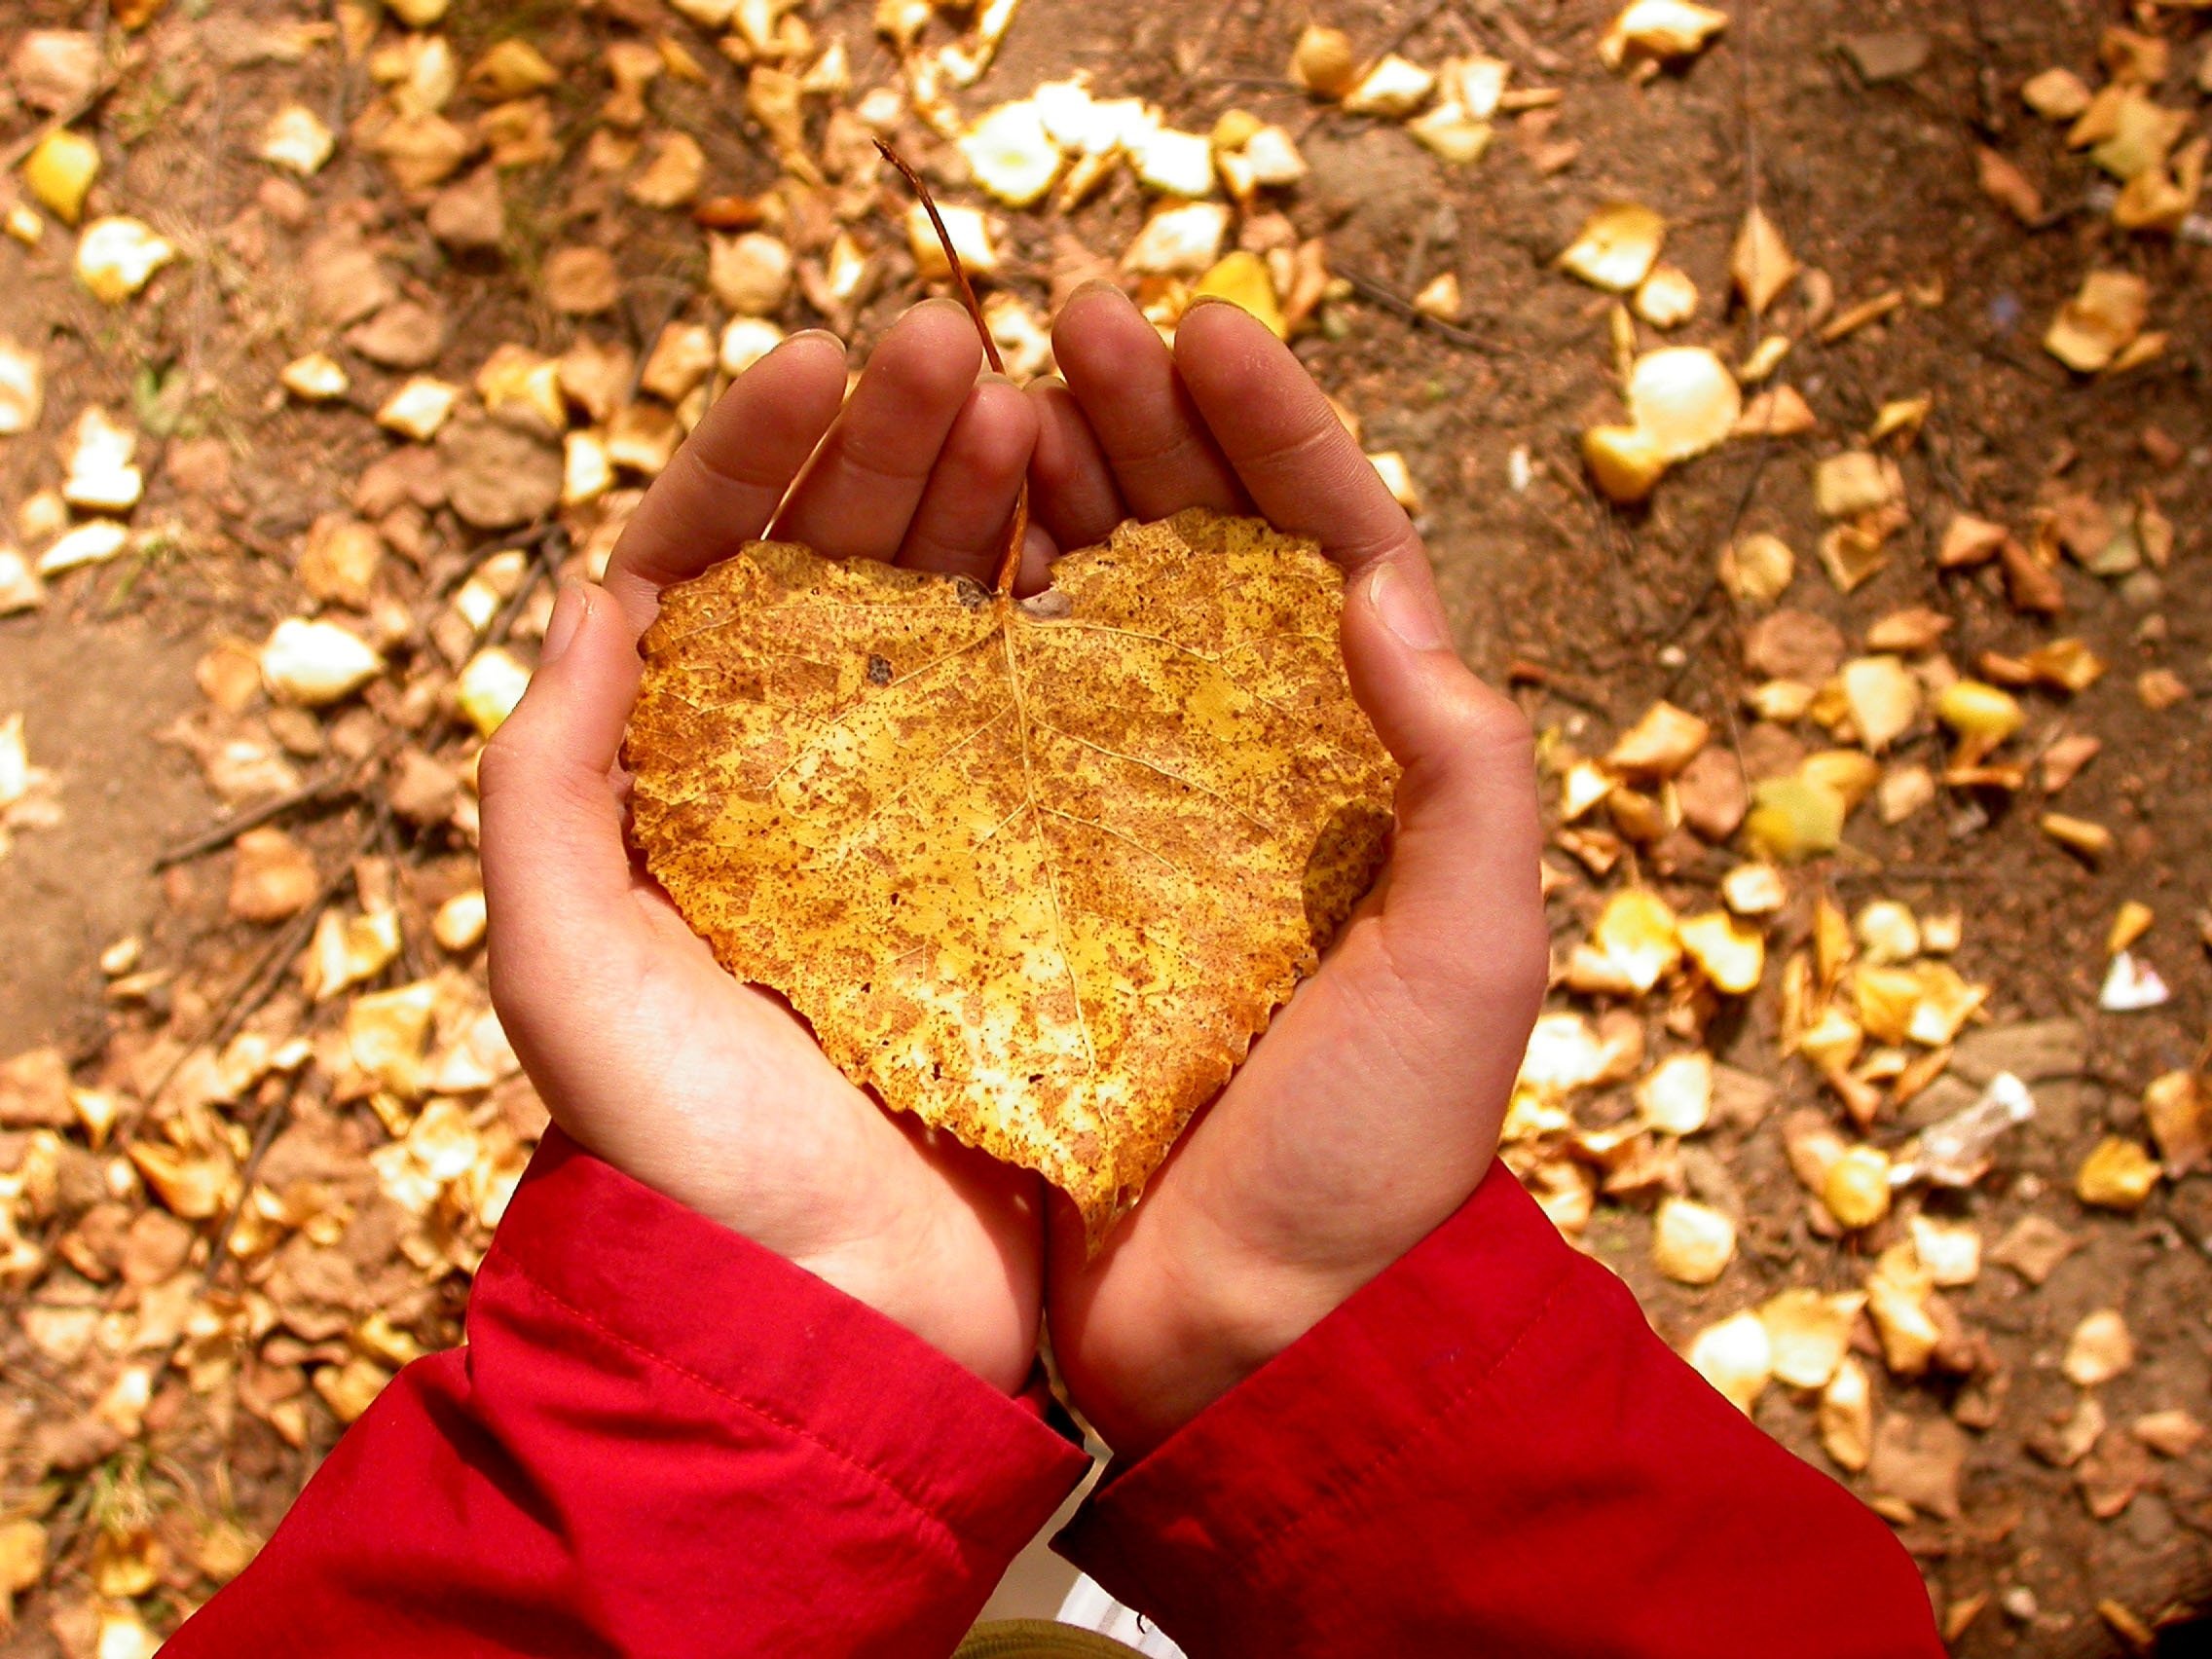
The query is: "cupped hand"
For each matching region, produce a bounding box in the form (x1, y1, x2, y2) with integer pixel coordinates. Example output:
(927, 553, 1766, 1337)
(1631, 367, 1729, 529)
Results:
(1030, 287, 1549, 1455)
(478, 301, 1049, 1393)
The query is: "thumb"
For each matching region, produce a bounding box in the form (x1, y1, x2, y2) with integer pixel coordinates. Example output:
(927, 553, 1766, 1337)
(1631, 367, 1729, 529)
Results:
(478, 582, 651, 1029)
(1343, 557, 1548, 999)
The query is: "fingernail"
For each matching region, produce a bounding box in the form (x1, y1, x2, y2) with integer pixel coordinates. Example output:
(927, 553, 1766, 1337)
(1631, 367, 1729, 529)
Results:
(541, 582, 588, 666)
(779, 327, 844, 351)
(1068, 276, 1128, 305)
(1365, 562, 1452, 653)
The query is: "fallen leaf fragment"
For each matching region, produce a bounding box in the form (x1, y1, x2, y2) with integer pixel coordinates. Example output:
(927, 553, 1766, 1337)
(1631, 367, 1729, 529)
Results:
(2143, 1071, 2207, 1176)
(1193, 252, 1284, 339)
(2023, 67, 2092, 121)
(76, 215, 176, 303)
(1559, 202, 1666, 292)
(280, 351, 350, 402)
(458, 646, 531, 738)
(1290, 25, 1358, 98)
(1684, 1309, 1770, 1413)
(2077, 1136, 2159, 1210)
(1821, 1356, 1873, 1470)
(1601, 0, 1728, 72)
(2041, 812, 2112, 863)
(625, 509, 1395, 1247)
(1678, 911, 1763, 995)
(1730, 205, 1798, 314)
(958, 99, 1060, 206)
(261, 617, 385, 707)
(2134, 1411, 2205, 1458)
(1824, 1144, 1893, 1230)
(1121, 202, 1226, 276)
(2045, 270, 2149, 373)
(1627, 348, 1740, 462)
(2098, 951, 2167, 1013)
(1581, 424, 1668, 504)
(1652, 1196, 1734, 1283)
(1637, 1051, 1712, 1134)
(376, 376, 461, 441)
(1605, 700, 1708, 777)
(1718, 533, 1793, 605)
(35, 519, 129, 576)
(2063, 1309, 2134, 1387)
(1343, 55, 1436, 119)
(261, 104, 336, 175)
(229, 827, 317, 922)
(22, 129, 99, 224)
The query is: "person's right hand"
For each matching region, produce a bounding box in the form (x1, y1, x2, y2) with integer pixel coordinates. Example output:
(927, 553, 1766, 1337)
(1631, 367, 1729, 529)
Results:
(1027, 288, 1550, 1456)
(478, 302, 1050, 1394)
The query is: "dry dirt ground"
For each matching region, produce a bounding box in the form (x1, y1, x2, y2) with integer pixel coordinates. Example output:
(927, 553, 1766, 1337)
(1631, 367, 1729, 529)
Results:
(1, 0, 2209, 1653)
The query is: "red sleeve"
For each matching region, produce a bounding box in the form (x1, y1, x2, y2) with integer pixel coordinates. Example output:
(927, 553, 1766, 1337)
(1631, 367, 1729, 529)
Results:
(1057, 1162, 1943, 1658)
(165, 1130, 1091, 1659)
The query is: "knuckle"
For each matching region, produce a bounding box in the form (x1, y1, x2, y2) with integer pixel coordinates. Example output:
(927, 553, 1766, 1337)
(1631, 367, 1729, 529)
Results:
(471, 728, 530, 808)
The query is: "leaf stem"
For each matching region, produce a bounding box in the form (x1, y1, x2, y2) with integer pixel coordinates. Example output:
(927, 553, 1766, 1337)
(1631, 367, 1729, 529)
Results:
(876, 138, 1031, 597)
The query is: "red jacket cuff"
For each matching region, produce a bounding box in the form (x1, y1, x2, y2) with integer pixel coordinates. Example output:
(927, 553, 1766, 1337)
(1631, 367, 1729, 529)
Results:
(1055, 1161, 1571, 1582)
(1056, 1161, 1940, 1657)
(494, 1127, 1090, 1561)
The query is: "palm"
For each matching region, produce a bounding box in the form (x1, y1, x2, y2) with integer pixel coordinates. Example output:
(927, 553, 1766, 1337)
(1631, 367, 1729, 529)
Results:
(1025, 290, 1545, 1453)
(483, 307, 1057, 1393)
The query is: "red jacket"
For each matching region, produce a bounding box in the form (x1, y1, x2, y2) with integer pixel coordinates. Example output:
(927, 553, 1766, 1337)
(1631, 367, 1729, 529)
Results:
(167, 1131, 1941, 1656)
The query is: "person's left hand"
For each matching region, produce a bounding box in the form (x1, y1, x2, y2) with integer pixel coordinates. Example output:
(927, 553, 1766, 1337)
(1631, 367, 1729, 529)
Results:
(478, 302, 1051, 1392)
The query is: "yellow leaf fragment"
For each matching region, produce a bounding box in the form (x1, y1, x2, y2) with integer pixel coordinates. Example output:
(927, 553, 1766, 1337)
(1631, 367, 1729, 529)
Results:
(1824, 1143, 1893, 1230)
(23, 129, 99, 224)
(1290, 25, 1358, 99)
(1678, 911, 1764, 995)
(958, 99, 1061, 206)
(1761, 1287, 1866, 1390)
(1628, 347, 1741, 461)
(2063, 1309, 2134, 1387)
(1652, 1196, 1735, 1284)
(1684, 1309, 1771, 1414)
(1730, 205, 1798, 314)
(1581, 424, 1668, 504)
(76, 215, 175, 303)
(1601, 0, 1728, 72)
(1637, 1050, 1713, 1134)
(1559, 202, 1666, 293)
(1821, 1356, 1874, 1470)
(1586, 887, 1680, 994)
(1605, 700, 1708, 777)
(625, 510, 1396, 1247)
(2045, 270, 2149, 373)
(1192, 251, 1285, 339)
(2077, 1136, 2159, 1210)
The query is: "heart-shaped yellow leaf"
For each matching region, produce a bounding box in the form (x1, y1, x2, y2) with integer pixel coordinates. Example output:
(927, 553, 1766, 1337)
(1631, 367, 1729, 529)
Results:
(625, 508, 1397, 1246)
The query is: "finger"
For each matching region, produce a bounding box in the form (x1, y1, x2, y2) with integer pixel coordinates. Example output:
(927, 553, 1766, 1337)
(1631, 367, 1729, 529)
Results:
(1051, 283, 1248, 518)
(1171, 296, 1418, 580)
(893, 375, 1039, 585)
(1013, 520, 1059, 597)
(1343, 559, 1549, 1011)
(602, 331, 848, 640)
(772, 298, 983, 562)
(1026, 376, 1124, 551)
(479, 583, 655, 1048)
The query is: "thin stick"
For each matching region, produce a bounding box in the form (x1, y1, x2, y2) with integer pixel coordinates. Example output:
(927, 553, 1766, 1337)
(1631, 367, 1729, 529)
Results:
(199, 1076, 297, 1291)
(0, 73, 120, 172)
(1336, 270, 1506, 353)
(130, 818, 381, 1127)
(875, 138, 1031, 596)
(151, 772, 351, 871)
